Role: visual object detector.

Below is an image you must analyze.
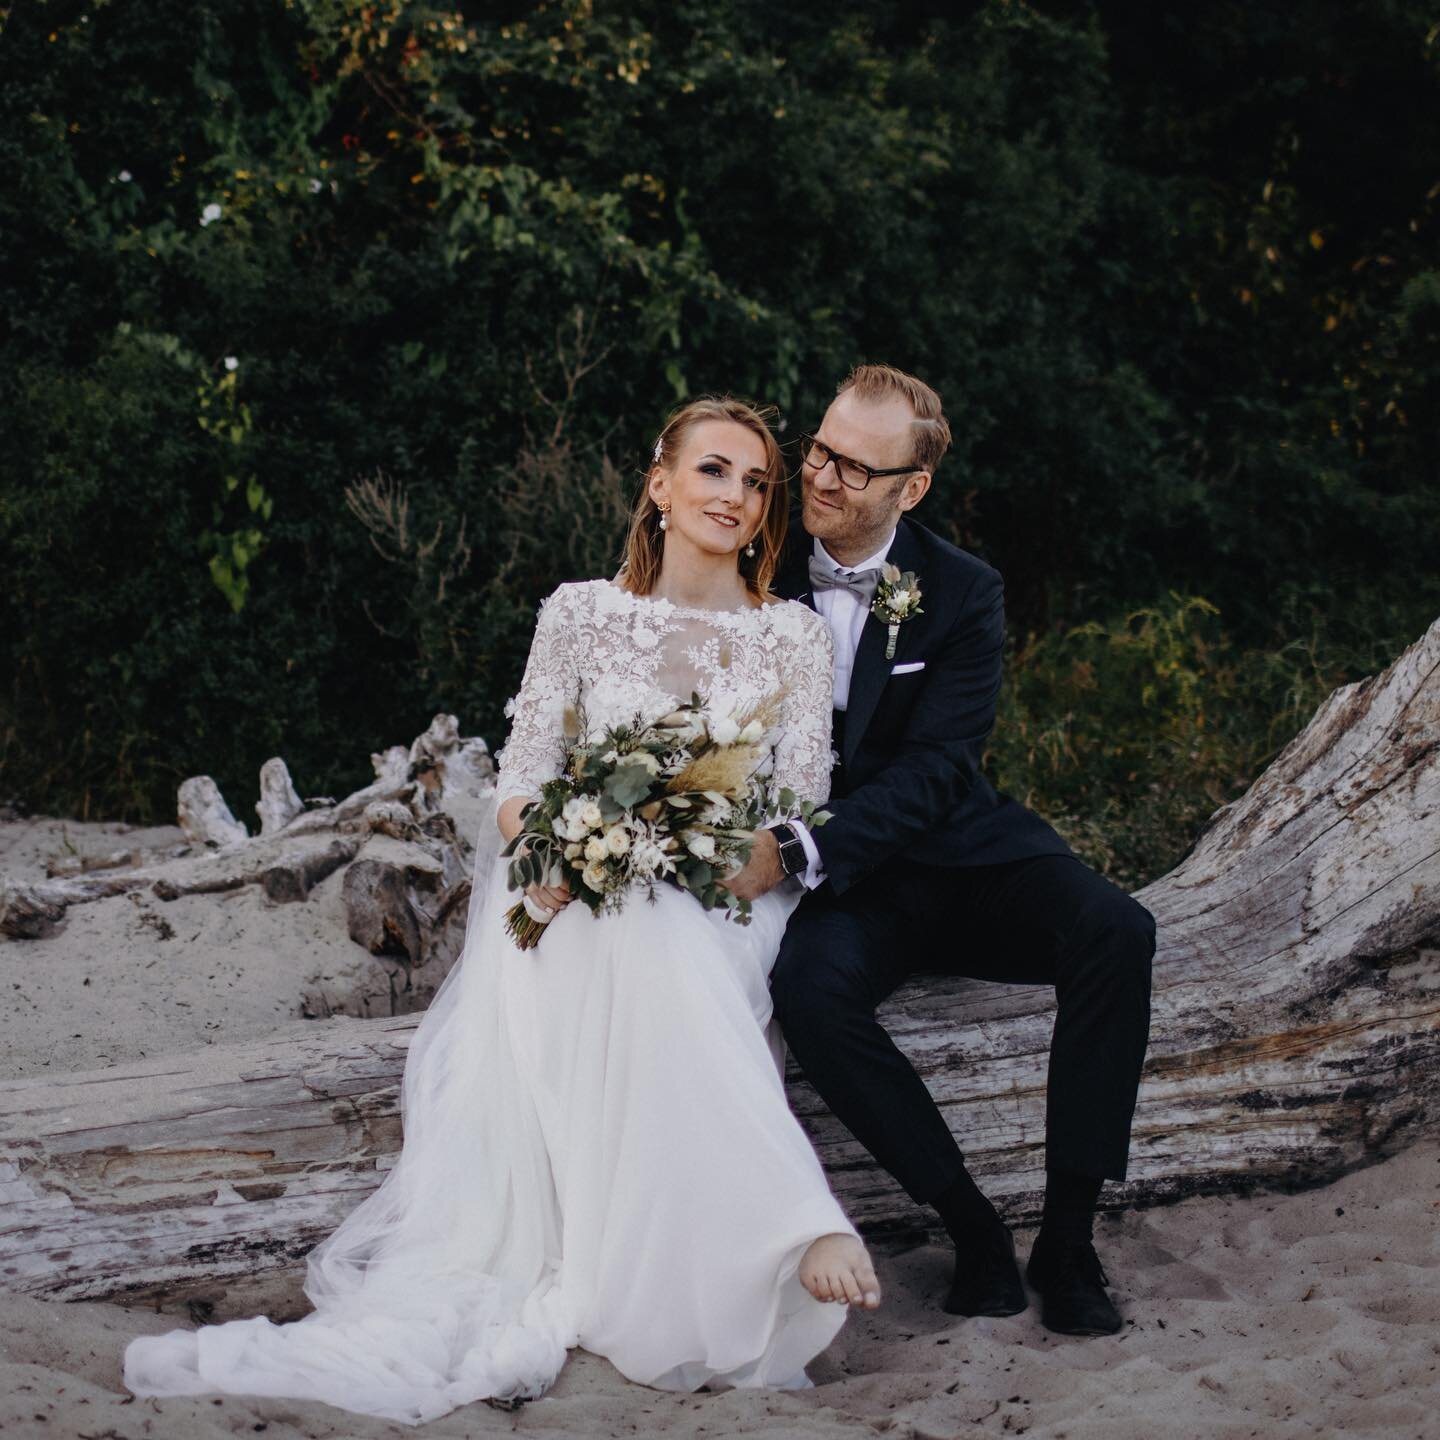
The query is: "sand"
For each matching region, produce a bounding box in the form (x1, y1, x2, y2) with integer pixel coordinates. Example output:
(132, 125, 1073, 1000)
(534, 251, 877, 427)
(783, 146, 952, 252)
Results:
(2, 816, 1437, 1439)
(0, 814, 409, 1080)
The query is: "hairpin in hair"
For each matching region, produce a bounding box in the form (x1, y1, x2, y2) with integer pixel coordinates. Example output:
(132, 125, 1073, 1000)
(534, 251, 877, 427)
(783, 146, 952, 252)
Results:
(652, 438, 664, 464)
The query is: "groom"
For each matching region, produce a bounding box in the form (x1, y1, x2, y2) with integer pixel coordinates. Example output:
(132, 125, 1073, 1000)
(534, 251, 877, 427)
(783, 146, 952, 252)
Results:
(726, 363, 1156, 1336)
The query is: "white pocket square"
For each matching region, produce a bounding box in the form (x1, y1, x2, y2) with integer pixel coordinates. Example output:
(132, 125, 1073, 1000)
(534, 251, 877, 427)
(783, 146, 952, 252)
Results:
(891, 661, 926, 675)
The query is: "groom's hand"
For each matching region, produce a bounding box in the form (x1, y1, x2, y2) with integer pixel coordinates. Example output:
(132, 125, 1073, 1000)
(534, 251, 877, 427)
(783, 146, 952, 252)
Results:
(721, 829, 784, 901)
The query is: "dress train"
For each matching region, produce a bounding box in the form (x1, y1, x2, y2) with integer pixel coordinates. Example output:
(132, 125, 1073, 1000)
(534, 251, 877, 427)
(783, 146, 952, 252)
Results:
(123, 828, 856, 1426)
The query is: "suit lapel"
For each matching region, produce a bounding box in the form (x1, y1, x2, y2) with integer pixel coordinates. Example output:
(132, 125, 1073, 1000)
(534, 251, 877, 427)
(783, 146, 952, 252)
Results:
(838, 520, 922, 767)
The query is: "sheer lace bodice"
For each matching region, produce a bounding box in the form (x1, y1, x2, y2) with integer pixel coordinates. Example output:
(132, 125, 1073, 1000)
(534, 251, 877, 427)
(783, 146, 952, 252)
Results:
(495, 580, 835, 813)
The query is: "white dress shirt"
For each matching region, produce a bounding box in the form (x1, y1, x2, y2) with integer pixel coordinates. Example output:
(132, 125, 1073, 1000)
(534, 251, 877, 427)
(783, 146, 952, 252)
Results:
(784, 529, 897, 889)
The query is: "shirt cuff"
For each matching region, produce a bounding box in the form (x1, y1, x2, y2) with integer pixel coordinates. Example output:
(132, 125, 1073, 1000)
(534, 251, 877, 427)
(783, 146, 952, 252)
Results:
(788, 820, 827, 890)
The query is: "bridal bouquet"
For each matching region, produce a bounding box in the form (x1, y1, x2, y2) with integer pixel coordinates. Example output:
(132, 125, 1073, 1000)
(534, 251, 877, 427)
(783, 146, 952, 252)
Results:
(501, 692, 829, 950)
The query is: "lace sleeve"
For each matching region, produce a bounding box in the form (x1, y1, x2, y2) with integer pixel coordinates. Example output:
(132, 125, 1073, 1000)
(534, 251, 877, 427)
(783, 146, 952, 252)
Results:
(493, 584, 583, 810)
(768, 603, 835, 809)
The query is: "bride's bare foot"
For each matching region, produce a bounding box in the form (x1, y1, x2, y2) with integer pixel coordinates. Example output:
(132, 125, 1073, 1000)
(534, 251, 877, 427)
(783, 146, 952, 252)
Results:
(799, 1233, 882, 1309)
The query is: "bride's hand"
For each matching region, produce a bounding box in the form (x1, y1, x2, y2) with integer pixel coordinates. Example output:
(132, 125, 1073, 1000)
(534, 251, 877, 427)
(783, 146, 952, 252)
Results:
(520, 845, 573, 917)
(501, 803, 573, 916)
(525, 877, 573, 916)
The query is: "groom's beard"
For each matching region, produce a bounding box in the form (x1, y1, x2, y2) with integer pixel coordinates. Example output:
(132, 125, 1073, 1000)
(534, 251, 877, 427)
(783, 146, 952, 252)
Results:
(801, 479, 898, 561)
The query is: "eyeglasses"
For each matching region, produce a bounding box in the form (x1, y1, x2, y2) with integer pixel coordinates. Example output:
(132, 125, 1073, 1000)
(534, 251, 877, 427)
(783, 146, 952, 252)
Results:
(797, 434, 919, 492)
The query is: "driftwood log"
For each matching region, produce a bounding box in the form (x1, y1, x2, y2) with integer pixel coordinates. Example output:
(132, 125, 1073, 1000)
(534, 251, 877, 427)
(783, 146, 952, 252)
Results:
(1, 619, 1436, 1307)
(0, 715, 495, 1022)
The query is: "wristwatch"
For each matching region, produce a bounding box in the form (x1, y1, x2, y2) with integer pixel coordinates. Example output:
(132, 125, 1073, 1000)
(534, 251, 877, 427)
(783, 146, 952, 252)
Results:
(770, 823, 808, 878)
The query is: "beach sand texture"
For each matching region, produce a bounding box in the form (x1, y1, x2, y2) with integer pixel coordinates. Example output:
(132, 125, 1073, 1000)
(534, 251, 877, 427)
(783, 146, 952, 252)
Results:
(2, 815, 1436, 1439)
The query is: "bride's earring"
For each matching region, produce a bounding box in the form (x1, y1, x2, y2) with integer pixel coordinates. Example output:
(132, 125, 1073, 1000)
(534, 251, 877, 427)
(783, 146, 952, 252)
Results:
(658, 502, 670, 532)
(744, 538, 756, 558)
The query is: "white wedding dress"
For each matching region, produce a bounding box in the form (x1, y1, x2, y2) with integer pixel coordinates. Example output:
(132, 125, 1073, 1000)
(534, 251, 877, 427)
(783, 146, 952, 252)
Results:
(123, 579, 859, 1427)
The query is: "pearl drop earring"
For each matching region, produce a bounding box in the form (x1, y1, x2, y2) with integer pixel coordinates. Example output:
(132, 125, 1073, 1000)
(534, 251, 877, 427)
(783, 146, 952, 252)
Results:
(658, 503, 669, 531)
(744, 540, 756, 557)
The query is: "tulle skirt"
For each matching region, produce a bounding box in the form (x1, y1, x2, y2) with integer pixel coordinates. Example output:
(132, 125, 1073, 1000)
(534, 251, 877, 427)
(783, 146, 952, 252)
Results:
(122, 836, 857, 1426)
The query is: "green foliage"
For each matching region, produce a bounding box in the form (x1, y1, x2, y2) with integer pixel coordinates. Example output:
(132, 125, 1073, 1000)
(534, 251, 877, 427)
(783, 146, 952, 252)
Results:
(195, 359, 272, 613)
(1, 0, 1436, 891)
(986, 591, 1410, 889)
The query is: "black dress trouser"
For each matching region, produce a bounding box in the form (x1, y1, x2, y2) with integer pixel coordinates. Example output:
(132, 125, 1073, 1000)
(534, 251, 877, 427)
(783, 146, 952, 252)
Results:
(769, 852, 1156, 1204)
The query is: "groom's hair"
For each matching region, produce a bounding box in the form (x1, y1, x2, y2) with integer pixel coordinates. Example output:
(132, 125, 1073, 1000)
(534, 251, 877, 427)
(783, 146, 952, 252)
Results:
(835, 363, 951, 477)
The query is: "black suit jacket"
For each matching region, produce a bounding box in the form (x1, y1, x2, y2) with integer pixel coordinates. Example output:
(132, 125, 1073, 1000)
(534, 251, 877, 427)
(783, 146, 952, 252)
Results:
(775, 514, 1074, 896)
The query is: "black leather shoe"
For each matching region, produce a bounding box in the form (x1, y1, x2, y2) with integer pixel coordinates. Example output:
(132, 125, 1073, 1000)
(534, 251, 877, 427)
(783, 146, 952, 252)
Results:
(1025, 1238, 1123, 1335)
(942, 1224, 1027, 1317)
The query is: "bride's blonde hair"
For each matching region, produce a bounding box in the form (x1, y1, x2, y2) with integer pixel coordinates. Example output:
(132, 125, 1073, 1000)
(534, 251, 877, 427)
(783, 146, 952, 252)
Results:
(618, 396, 788, 601)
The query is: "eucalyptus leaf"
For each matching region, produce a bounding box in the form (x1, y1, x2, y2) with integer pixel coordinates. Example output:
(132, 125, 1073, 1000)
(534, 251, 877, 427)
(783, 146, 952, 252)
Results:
(604, 761, 654, 809)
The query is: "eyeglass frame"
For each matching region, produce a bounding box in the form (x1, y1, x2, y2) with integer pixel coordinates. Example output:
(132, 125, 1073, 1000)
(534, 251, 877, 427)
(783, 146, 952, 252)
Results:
(795, 433, 922, 492)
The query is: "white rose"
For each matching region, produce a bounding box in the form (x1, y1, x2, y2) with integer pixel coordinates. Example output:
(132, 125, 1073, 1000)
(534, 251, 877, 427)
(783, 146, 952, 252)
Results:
(584, 835, 608, 863)
(564, 842, 583, 861)
(605, 825, 631, 856)
(562, 796, 586, 824)
(582, 859, 609, 890)
(710, 715, 740, 746)
(685, 832, 717, 860)
(580, 800, 604, 831)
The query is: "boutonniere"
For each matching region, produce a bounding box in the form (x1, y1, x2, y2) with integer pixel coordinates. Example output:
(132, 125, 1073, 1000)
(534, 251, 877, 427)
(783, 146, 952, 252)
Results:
(872, 564, 923, 659)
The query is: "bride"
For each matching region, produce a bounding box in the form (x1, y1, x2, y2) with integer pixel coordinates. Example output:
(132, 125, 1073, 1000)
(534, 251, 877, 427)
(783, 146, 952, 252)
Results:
(122, 396, 881, 1426)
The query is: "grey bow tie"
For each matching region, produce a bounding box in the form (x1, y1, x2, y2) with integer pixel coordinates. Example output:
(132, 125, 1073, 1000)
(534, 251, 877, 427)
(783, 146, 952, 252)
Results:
(808, 556, 881, 604)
